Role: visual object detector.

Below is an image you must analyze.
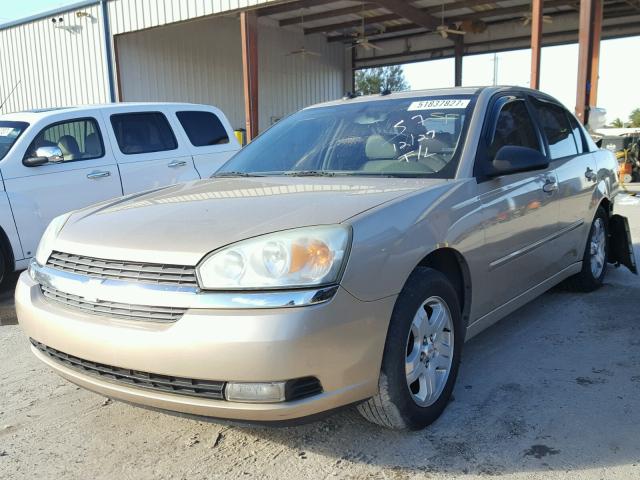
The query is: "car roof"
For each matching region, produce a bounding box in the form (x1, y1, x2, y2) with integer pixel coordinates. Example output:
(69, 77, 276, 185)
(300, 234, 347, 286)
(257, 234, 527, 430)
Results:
(0, 102, 219, 121)
(307, 85, 557, 109)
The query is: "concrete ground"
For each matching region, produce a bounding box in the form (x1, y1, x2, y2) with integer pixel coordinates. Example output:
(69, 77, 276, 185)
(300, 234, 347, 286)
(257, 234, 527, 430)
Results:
(1, 197, 639, 480)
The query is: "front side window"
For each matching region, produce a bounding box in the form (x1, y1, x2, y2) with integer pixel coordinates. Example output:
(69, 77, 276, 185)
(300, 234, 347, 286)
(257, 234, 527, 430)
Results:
(531, 99, 578, 159)
(217, 96, 474, 178)
(110, 112, 177, 155)
(0, 121, 28, 160)
(488, 99, 539, 159)
(176, 111, 229, 146)
(25, 118, 104, 162)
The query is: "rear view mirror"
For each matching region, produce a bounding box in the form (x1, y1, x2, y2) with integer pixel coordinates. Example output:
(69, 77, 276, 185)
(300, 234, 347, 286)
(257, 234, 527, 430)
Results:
(23, 146, 64, 167)
(487, 146, 549, 177)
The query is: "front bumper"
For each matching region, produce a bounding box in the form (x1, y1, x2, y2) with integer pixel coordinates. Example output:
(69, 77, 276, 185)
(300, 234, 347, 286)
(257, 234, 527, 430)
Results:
(16, 271, 395, 421)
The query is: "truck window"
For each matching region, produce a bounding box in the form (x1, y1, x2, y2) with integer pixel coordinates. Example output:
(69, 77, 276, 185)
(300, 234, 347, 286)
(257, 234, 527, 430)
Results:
(0, 121, 28, 160)
(176, 111, 229, 146)
(110, 112, 177, 155)
(25, 118, 104, 162)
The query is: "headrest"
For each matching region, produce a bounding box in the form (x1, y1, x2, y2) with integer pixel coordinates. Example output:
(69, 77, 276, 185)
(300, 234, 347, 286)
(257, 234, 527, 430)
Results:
(365, 135, 396, 160)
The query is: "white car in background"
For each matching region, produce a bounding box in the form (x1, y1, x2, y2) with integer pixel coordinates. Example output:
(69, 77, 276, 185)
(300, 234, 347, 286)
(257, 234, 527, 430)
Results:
(0, 103, 240, 283)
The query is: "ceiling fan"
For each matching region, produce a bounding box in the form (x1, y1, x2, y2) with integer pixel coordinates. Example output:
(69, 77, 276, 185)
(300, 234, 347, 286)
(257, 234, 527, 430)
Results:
(435, 2, 466, 39)
(520, 12, 553, 26)
(287, 9, 321, 58)
(348, 2, 383, 51)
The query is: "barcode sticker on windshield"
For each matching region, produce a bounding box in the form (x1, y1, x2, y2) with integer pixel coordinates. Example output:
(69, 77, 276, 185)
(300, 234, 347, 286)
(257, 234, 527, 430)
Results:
(408, 99, 470, 111)
(0, 128, 15, 136)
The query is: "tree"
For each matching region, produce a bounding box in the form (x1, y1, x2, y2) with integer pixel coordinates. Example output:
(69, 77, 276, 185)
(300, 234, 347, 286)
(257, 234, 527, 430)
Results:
(629, 108, 640, 128)
(610, 118, 624, 128)
(354, 66, 409, 95)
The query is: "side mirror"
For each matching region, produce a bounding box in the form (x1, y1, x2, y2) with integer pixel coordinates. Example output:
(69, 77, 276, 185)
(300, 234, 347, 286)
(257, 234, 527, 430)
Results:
(24, 146, 64, 167)
(487, 145, 549, 177)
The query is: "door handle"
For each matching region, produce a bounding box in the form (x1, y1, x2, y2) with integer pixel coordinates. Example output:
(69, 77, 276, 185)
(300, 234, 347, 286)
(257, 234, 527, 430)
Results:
(86, 170, 111, 179)
(168, 160, 187, 168)
(585, 167, 597, 181)
(542, 177, 558, 193)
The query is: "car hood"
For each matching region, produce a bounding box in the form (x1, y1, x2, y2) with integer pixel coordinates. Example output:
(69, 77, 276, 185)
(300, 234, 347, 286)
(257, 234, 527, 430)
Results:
(55, 176, 446, 265)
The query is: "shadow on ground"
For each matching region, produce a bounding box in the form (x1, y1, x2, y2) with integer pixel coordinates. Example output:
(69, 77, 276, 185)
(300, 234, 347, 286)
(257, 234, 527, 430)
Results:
(210, 263, 640, 476)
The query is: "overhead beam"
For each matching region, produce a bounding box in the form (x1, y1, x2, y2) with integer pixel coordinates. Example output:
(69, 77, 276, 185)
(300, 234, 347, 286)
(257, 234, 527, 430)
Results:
(279, 3, 377, 27)
(257, 0, 329, 17)
(371, 0, 441, 30)
(240, 11, 259, 140)
(304, 0, 526, 35)
(324, 0, 572, 40)
(353, 19, 639, 68)
(530, 0, 543, 89)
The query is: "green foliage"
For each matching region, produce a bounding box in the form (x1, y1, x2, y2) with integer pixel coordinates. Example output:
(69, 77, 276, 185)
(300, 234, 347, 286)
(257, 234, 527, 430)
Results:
(630, 108, 640, 128)
(610, 118, 623, 128)
(354, 66, 409, 95)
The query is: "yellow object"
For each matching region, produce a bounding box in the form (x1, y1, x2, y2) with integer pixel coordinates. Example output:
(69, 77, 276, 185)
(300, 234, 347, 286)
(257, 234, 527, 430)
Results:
(234, 129, 246, 146)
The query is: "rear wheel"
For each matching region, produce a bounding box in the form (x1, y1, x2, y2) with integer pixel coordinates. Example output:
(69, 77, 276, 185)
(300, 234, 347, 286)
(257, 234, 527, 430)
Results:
(0, 249, 6, 286)
(564, 206, 608, 292)
(357, 268, 463, 430)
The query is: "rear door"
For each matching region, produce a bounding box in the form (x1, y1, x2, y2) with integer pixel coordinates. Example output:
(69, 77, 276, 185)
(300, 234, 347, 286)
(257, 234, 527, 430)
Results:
(528, 96, 598, 268)
(2, 113, 122, 257)
(473, 94, 563, 312)
(170, 106, 240, 178)
(105, 106, 200, 194)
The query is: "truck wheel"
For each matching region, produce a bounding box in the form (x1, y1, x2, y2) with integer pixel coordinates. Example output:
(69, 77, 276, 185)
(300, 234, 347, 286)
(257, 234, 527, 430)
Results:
(357, 267, 463, 430)
(564, 206, 608, 292)
(0, 249, 5, 286)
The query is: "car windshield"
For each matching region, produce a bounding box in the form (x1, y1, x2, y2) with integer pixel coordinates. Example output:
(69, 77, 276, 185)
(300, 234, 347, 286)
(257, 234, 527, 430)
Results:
(217, 95, 474, 178)
(0, 121, 28, 160)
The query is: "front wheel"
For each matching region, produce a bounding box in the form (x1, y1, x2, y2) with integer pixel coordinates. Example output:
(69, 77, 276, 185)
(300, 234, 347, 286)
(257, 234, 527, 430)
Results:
(357, 267, 463, 430)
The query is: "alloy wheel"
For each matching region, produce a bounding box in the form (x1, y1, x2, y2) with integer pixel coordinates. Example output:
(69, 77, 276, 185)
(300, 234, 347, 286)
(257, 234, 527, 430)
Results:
(405, 296, 454, 407)
(590, 217, 606, 278)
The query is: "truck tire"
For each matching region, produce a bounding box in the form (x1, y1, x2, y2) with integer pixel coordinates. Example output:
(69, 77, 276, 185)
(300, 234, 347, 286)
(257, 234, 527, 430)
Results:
(357, 267, 463, 430)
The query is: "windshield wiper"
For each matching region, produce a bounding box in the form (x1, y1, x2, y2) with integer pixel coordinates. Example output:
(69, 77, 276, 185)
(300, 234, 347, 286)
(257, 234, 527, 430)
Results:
(212, 171, 264, 178)
(282, 170, 337, 177)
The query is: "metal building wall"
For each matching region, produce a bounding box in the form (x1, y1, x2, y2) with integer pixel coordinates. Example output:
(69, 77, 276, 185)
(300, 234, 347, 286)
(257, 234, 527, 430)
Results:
(116, 16, 345, 131)
(0, 3, 109, 114)
(107, 0, 279, 35)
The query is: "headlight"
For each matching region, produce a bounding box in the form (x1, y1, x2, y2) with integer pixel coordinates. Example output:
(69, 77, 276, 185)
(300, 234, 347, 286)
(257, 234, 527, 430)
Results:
(197, 225, 350, 289)
(35, 212, 72, 265)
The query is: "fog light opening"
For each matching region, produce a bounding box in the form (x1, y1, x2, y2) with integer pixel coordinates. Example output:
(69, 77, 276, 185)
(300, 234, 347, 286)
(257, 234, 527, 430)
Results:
(225, 382, 287, 403)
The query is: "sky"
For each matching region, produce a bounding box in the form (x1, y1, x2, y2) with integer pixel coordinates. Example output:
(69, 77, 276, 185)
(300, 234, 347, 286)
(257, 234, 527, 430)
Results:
(2, 1, 639, 124)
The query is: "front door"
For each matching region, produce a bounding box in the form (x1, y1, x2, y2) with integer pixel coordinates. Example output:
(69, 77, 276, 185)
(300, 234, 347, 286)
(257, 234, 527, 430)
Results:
(3, 115, 123, 257)
(473, 95, 563, 314)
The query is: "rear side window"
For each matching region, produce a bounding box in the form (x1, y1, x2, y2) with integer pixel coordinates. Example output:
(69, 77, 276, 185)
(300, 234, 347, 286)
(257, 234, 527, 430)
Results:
(176, 111, 229, 146)
(531, 99, 578, 159)
(488, 100, 539, 159)
(26, 118, 104, 162)
(567, 113, 585, 154)
(110, 112, 177, 155)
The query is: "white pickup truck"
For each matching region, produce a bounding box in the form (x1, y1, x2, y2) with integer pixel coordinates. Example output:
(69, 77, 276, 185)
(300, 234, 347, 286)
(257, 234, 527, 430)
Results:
(0, 103, 240, 282)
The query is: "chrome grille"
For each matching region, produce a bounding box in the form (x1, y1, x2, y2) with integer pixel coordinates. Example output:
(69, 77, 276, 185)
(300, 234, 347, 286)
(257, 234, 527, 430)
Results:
(31, 339, 226, 400)
(41, 285, 186, 323)
(46, 251, 198, 287)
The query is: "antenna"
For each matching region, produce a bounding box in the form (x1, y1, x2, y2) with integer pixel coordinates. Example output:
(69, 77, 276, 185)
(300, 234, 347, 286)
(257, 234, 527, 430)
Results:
(0, 80, 21, 112)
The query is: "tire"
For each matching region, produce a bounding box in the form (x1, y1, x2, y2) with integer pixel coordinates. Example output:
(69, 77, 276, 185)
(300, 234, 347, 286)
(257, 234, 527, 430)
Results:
(357, 267, 463, 430)
(563, 206, 608, 292)
(0, 248, 5, 287)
